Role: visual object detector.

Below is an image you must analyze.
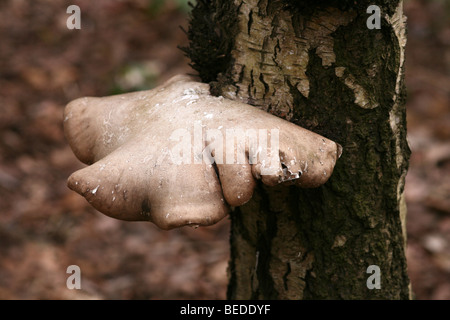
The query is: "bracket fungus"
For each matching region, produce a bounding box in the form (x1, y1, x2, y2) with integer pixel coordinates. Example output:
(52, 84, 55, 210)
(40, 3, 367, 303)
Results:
(64, 75, 342, 230)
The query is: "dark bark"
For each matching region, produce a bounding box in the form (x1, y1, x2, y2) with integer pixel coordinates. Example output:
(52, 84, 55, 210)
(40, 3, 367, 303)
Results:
(183, 0, 410, 299)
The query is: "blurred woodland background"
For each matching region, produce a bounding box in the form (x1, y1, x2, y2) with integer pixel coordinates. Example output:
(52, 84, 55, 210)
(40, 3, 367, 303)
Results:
(0, 0, 449, 299)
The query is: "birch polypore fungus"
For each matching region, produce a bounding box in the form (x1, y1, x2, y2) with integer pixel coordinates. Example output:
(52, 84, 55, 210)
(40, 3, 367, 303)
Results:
(64, 74, 342, 230)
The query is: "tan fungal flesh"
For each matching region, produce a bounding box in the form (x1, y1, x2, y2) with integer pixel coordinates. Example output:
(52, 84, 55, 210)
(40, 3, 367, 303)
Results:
(64, 75, 341, 230)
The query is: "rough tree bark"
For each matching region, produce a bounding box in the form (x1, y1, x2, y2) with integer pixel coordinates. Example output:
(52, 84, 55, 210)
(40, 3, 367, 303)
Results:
(183, 0, 410, 299)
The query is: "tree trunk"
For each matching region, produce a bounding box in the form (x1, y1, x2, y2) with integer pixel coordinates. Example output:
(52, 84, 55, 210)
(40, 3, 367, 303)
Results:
(183, 0, 410, 299)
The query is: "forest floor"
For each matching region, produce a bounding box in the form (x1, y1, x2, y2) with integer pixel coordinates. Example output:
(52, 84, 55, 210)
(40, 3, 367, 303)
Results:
(0, 0, 449, 299)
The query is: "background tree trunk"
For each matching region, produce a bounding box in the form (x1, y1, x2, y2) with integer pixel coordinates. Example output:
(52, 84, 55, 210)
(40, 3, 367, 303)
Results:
(183, 0, 411, 299)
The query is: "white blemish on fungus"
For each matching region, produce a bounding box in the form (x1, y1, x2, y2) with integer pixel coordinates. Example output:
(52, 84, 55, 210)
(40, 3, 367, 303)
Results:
(203, 112, 213, 119)
(64, 112, 72, 122)
(91, 185, 100, 195)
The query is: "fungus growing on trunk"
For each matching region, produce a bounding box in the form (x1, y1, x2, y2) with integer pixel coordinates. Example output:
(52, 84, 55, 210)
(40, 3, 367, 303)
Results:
(64, 75, 342, 230)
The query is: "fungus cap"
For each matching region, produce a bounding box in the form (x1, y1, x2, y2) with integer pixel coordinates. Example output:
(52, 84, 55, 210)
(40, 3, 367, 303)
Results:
(64, 75, 342, 230)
